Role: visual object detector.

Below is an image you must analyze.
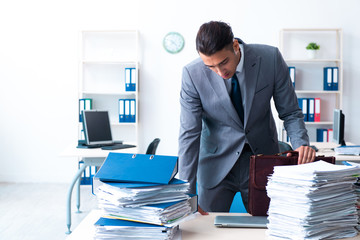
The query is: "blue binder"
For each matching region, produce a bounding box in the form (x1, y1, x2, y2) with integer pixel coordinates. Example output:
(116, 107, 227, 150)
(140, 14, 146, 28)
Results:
(94, 153, 178, 184)
(124, 99, 131, 122)
(130, 99, 136, 123)
(125, 68, 136, 92)
(332, 67, 339, 90)
(307, 98, 315, 122)
(288, 66, 295, 88)
(316, 128, 328, 142)
(323, 67, 332, 90)
(95, 217, 172, 229)
(298, 98, 308, 121)
(118, 99, 125, 123)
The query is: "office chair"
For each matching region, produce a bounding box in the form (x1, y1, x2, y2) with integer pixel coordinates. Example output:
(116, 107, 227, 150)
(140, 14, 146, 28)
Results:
(146, 138, 160, 155)
(278, 141, 293, 152)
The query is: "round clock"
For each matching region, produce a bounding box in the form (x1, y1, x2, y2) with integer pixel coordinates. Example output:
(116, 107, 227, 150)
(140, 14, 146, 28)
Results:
(163, 32, 185, 54)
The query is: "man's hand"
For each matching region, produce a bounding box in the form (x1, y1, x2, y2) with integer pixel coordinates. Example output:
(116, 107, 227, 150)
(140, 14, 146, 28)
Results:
(286, 145, 316, 164)
(198, 205, 209, 215)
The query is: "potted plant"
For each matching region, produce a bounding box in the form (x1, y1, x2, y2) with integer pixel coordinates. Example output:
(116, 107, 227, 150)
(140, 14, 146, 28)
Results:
(306, 42, 320, 59)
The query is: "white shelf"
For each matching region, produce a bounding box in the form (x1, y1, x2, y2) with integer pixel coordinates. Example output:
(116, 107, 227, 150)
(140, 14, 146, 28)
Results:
(305, 121, 333, 125)
(278, 28, 343, 142)
(79, 30, 139, 144)
(285, 59, 341, 63)
(295, 90, 341, 94)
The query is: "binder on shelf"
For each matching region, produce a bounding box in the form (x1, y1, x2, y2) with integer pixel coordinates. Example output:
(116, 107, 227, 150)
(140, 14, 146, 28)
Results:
(125, 68, 136, 92)
(288, 66, 295, 88)
(131, 68, 137, 91)
(125, 68, 131, 91)
(314, 98, 321, 122)
(94, 152, 179, 184)
(130, 99, 136, 123)
(78, 98, 92, 122)
(298, 98, 308, 122)
(307, 98, 314, 122)
(332, 67, 339, 90)
(323, 67, 332, 91)
(316, 129, 328, 142)
(124, 99, 130, 122)
(118, 99, 125, 123)
(328, 129, 333, 142)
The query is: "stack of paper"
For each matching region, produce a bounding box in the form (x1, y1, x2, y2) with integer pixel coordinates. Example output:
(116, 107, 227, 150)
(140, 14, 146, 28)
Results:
(266, 160, 360, 240)
(335, 145, 360, 155)
(92, 152, 197, 240)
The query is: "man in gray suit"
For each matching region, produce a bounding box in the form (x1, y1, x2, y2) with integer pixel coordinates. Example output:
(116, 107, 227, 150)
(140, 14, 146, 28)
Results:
(178, 21, 315, 214)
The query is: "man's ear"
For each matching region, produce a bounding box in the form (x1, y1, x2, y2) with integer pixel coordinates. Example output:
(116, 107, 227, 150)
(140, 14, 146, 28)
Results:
(233, 39, 240, 54)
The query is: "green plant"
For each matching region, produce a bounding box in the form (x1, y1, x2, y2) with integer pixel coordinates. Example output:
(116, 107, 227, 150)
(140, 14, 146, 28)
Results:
(306, 42, 320, 50)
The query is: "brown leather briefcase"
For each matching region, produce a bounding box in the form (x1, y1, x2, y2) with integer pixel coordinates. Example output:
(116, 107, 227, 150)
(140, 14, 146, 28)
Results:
(248, 152, 336, 216)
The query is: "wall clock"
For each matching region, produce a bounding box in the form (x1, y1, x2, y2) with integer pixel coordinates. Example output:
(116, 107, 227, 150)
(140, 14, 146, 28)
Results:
(163, 32, 185, 54)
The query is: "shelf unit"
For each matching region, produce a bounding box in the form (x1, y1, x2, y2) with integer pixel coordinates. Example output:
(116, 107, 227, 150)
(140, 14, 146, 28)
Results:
(78, 30, 139, 144)
(278, 28, 343, 142)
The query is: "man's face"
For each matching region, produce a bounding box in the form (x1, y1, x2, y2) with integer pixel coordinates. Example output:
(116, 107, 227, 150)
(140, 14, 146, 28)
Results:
(199, 40, 240, 80)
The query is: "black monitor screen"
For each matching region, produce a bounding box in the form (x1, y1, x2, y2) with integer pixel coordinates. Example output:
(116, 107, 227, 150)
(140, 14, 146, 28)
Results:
(333, 109, 346, 146)
(82, 110, 113, 145)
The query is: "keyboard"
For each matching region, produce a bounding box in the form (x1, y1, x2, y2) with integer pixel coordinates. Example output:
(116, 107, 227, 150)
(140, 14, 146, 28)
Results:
(101, 144, 136, 150)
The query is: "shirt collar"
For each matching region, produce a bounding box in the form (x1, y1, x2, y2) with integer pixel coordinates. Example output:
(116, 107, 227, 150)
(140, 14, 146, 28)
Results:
(236, 43, 244, 73)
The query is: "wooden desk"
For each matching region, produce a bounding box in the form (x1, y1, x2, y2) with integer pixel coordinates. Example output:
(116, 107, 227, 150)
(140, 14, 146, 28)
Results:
(61, 144, 138, 234)
(66, 210, 360, 240)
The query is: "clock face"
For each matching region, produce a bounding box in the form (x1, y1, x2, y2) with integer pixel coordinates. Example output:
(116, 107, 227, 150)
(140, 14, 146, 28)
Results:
(163, 32, 185, 54)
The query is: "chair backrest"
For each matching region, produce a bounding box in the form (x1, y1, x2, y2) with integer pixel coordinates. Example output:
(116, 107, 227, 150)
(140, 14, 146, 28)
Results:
(278, 141, 293, 152)
(146, 138, 160, 155)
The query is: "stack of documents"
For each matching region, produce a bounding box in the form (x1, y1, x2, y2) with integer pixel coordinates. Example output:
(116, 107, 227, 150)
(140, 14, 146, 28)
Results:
(266, 160, 360, 240)
(92, 152, 198, 240)
(335, 145, 360, 155)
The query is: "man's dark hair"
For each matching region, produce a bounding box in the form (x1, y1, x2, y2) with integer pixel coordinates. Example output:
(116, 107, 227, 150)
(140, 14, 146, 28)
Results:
(196, 21, 234, 56)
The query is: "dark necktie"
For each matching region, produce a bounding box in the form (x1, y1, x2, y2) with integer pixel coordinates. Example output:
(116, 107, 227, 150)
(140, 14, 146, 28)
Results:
(230, 74, 244, 123)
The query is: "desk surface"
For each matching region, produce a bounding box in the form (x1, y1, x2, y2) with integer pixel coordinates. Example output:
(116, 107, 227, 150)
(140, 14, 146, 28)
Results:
(61, 143, 138, 158)
(66, 210, 360, 240)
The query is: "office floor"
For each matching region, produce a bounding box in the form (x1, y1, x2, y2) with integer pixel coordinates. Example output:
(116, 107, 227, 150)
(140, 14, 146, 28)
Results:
(0, 182, 98, 240)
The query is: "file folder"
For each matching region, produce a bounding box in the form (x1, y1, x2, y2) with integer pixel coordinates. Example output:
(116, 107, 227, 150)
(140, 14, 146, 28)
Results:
(130, 68, 136, 91)
(124, 99, 130, 122)
(298, 98, 308, 121)
(328, 129, 333, 142)
(332, 67, 339, 90)
(118, 99, 125, 123)
(94, 152, 179, 184)
(288, 66, 295, 88)
(79, 98, 92, 122)
(316, 128, 327, 142)
(314, 98, 321, 122)
(125, 68, 131, 91)
(307, 98, 314, 122)
(130, 99, 136, 123)
(323, 67, 332, 90)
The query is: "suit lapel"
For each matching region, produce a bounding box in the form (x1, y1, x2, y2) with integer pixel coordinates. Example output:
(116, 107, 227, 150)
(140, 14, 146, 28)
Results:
(243, 44, 260, 126)
(202, 66, 243, 128)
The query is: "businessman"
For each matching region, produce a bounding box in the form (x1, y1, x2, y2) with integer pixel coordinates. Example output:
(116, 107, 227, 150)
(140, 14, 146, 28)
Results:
(178, 21, 315, 214)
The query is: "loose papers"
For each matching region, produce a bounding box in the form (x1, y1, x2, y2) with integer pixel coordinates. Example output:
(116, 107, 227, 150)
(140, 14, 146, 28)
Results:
(266, 160, 360, 240)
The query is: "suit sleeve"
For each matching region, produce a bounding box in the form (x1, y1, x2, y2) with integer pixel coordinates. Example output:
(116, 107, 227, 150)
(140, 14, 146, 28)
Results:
(272, 48, 310, 149)
(178, 66, 203, 194)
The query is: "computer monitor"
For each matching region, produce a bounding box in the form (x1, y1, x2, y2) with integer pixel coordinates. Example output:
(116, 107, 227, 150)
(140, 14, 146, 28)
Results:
(82, 110, 113, 146)
(333, 109, 346, 146)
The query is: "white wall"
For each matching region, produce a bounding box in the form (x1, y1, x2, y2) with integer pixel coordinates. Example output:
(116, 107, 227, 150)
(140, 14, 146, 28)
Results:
(1, 0, 359, 183)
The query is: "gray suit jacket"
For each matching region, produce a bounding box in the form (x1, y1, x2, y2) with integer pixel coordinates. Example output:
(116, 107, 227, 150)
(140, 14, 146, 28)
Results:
(178, 40, 309, 194)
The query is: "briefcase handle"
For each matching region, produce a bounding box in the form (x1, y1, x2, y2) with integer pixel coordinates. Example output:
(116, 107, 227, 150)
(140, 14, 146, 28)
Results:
(276, 151, 298, 156)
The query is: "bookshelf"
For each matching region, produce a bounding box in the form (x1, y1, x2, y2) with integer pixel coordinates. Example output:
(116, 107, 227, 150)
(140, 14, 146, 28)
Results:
(78, 30, 139, 144)
(278, 28, 343, 142)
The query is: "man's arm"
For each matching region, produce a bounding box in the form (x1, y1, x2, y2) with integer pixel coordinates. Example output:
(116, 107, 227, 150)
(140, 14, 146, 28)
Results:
(272, 48, 316, 163)
(178, 66, 203, 195)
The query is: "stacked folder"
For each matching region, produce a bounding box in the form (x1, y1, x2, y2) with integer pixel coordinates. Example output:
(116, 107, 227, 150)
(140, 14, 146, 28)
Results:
(266, 160, 360, 240)
(92, 152, 198, 240)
